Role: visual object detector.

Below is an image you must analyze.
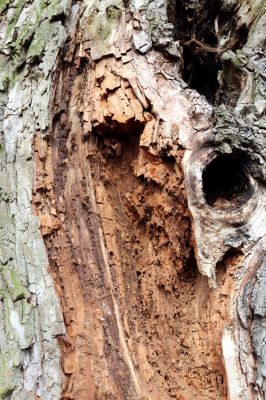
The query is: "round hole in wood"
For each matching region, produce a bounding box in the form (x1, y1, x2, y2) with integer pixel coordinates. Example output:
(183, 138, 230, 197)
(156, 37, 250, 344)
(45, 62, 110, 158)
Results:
(202, 151, 254, 209)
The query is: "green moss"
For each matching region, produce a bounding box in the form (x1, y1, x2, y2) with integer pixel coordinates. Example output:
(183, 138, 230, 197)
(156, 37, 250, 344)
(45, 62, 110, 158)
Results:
(12, 0, 46, 50)
(5, 0, 25, 37)
(46, 0, 71, 20)
(221, 50, 248, 69)
(0, 353, 16, 399)
(26, 27, 47, 59)
(106, 4, 122, 20)
(2, 267, 29, 302)
(0, 273, 6, 299)
(0, 386, 14, 399)
(0, 387, 14, 399)
(27, 20, 58, 60)
(0, 56, 9, 87)
(0, 69, 12, 92)
(0, 0, 11, 14)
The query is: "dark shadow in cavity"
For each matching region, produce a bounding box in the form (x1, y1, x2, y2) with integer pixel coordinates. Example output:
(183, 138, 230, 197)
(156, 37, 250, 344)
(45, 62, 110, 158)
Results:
(182, 249, 199, 282)
(216, 248, 243, 285)
(93, 118, 143, 161)
(202, 151, 254, 209)
(170, 0, 249, 104)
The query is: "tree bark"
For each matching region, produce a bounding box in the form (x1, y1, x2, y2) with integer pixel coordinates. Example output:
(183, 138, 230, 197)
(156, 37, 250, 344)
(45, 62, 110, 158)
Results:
(0, 0, 265, 399)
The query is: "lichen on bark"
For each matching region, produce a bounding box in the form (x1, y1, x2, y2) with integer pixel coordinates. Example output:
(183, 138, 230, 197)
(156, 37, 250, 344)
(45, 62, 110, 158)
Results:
(0, 0, 69, 398)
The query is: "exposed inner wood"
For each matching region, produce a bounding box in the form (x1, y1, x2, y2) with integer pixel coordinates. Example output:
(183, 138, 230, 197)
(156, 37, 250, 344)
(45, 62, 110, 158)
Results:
(34, 122, 244, 399)
(0, 0, 265, 397)
(31, 45, 245, 397)
(30, 0, 266, 399)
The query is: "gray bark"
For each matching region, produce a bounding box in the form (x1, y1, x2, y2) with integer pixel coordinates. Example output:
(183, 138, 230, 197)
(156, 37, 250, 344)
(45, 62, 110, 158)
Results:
(0, 1, 68, 398)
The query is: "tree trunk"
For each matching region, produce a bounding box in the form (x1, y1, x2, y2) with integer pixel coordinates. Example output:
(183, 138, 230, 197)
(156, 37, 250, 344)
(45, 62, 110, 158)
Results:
(0, 0, 265, 399)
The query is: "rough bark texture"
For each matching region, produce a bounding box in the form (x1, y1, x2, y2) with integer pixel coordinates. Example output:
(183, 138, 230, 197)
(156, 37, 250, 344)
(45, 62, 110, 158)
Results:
(0, 1, 68, 398)
(0, 0, 265, 399)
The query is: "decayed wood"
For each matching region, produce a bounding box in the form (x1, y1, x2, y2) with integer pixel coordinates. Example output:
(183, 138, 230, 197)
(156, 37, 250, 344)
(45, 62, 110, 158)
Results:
(0, 0, 265, 399)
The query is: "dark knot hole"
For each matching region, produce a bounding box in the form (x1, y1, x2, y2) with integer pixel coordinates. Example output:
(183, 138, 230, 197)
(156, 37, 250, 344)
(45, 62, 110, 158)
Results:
(202, 152, 254, 208)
